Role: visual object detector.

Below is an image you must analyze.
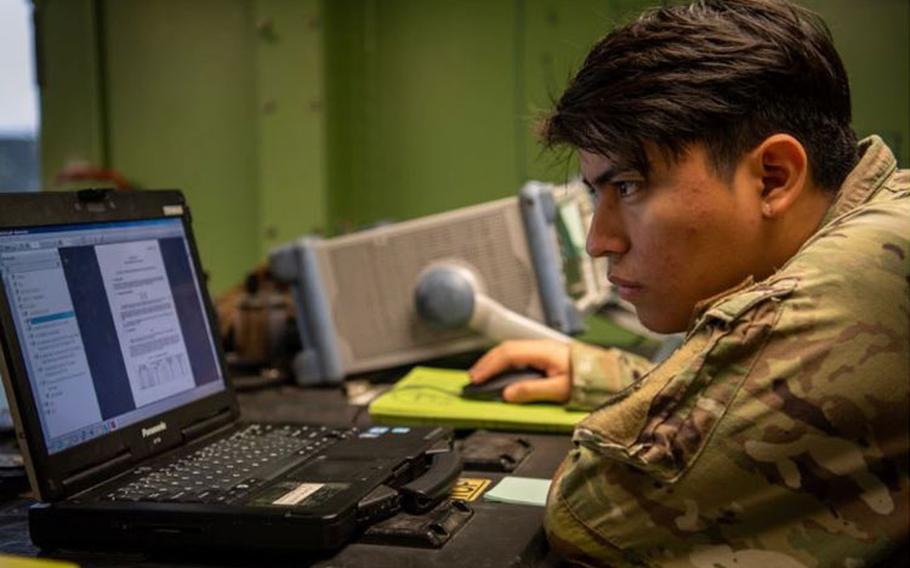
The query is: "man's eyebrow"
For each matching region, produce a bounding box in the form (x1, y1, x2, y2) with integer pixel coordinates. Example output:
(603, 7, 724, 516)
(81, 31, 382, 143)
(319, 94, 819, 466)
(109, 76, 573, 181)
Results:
(582, 165, 637, 190)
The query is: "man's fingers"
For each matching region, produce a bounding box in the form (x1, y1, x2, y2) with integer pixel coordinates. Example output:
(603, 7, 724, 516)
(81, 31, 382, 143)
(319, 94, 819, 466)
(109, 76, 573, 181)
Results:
(502, 375, 571, 404)
(468, 344, 513, 382)
(468, 340, 566, 383)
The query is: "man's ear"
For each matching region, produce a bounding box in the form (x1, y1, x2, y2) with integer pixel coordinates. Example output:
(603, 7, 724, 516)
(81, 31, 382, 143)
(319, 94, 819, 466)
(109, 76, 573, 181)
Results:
(752, 134, 809, 218)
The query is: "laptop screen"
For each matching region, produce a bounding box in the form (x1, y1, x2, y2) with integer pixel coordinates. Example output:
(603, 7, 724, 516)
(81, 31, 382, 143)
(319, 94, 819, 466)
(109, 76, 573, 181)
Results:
(0, 217, 226, 455)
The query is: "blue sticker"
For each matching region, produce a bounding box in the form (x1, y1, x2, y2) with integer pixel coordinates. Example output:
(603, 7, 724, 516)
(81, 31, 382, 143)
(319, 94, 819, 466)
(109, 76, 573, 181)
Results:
(358, 432, 380, 438)
(368, 427, 389, 434)
(391, 427, 411, 434)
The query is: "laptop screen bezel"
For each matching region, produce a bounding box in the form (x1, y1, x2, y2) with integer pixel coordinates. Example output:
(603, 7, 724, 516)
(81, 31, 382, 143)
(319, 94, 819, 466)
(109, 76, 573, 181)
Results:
(0, 190, 240, 501)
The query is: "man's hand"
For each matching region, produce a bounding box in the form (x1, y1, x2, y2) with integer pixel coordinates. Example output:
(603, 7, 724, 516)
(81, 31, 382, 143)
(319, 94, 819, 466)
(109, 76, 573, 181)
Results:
(468, 339, 572, 404)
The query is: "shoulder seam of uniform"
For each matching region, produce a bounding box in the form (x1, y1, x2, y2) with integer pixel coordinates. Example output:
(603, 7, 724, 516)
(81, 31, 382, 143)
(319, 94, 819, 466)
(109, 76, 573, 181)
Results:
(697, 277, 798, 328)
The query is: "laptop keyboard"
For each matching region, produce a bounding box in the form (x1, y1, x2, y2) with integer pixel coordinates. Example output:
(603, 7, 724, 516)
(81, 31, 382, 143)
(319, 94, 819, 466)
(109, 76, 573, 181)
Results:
(103, 424, 355, 504)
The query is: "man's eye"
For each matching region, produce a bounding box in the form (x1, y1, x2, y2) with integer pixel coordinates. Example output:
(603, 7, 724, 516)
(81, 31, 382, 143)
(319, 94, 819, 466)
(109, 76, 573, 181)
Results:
(614, 181, 640, 198)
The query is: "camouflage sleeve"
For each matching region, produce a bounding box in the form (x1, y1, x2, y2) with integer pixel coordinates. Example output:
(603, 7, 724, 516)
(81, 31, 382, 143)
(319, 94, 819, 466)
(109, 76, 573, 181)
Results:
(567, 342, 654, 411)
(545, 264, 909, 566)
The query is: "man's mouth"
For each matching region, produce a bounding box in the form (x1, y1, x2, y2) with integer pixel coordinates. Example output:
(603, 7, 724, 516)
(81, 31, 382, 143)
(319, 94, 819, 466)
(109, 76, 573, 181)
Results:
(608, 275, 644, 301)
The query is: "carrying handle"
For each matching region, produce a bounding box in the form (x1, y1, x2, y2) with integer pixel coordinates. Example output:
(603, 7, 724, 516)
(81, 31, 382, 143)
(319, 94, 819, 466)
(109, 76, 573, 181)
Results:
(399, 447, 463, 513)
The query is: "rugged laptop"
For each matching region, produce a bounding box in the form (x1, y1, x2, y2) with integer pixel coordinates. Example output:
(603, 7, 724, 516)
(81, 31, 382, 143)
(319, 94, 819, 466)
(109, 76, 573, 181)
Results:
(0, 189, 460, 553)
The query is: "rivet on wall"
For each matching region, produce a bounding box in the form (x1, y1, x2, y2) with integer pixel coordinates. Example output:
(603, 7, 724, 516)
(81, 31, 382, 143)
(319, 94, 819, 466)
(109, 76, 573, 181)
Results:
(257, 17, 277, 42)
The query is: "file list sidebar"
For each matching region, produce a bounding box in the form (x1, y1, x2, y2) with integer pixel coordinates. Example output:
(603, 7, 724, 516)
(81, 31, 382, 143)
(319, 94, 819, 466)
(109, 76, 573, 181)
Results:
(1, 248, 103, 445)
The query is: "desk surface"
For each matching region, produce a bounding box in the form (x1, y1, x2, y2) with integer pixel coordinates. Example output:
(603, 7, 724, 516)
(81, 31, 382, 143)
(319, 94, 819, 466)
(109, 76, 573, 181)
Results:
(0, 385, 572, 567)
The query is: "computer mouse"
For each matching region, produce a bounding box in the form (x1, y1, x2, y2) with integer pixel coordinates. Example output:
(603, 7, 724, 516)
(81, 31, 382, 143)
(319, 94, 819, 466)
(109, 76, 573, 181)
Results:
(461, 368, 547, 401)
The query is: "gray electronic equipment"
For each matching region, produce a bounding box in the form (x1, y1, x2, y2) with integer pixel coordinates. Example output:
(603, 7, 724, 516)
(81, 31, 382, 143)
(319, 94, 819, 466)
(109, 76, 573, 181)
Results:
(270, 180, 610, 385)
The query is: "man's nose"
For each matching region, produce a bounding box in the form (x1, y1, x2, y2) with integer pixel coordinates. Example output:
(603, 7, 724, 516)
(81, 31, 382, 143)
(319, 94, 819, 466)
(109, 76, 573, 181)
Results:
(586, 204, 629, 258)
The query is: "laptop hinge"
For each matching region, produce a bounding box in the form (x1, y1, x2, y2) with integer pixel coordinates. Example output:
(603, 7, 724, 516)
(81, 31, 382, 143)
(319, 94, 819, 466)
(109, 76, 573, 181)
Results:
(61, 449, 133, 492)
(181, 407, 234, 441)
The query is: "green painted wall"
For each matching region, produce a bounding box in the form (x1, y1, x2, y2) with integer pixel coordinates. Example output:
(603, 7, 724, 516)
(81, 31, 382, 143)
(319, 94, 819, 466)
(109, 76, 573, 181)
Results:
(254, 0, 328, 249)
(36, 0, 106, 184)
(37, 0, 910, 294)
(36, 0, 328, 294)
(801, 0, 910, 165)
(324, 0, 653, 229)
(325, 0, 521, 229)
(102, 1, 261, 295)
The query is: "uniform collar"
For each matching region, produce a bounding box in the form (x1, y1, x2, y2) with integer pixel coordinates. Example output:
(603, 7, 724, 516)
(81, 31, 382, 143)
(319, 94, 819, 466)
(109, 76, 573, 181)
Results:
(820, 135, 897, 226)
(687, 276, 754, 332)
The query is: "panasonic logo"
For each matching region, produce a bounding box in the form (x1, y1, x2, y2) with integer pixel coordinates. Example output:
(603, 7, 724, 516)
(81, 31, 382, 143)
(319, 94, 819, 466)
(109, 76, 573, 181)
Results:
(141, 422, 168, 438)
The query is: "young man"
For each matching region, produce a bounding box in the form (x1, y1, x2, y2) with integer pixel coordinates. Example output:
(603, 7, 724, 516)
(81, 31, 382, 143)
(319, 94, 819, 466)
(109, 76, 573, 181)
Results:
(469, 0, 908, 565)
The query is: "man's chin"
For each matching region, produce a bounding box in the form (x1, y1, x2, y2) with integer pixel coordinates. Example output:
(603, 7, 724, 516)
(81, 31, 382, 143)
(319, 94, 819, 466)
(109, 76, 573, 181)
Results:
(637, 310, 688, 335)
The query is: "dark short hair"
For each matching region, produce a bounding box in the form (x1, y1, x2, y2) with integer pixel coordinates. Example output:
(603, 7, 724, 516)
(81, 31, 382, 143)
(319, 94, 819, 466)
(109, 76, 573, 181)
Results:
(544, 0, 858, 191)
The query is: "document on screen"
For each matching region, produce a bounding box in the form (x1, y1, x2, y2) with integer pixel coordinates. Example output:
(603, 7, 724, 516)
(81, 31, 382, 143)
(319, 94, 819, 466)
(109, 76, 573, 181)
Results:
(95, 240, 194, 407)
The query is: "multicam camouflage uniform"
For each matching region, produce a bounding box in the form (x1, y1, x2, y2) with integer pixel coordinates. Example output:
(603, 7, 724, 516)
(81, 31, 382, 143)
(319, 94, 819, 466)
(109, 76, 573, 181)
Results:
(545, 136, 909, 567)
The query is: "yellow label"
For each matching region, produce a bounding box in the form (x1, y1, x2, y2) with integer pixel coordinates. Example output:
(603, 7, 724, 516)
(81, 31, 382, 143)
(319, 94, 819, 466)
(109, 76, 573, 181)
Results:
(0, 554, 80, 568)
(449, 477, 491, 502)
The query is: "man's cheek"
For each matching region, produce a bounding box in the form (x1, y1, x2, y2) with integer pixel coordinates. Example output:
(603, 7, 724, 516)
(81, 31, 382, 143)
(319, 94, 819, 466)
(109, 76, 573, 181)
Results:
(653, 243, 685, 282)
